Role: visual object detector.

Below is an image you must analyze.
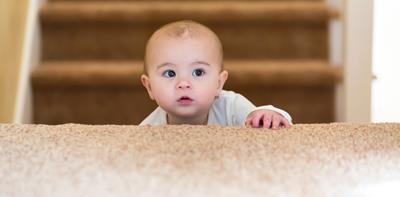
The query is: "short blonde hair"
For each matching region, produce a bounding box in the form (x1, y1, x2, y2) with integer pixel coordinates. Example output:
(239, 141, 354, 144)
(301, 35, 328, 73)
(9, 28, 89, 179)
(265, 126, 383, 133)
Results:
(143, 20, 223, 74)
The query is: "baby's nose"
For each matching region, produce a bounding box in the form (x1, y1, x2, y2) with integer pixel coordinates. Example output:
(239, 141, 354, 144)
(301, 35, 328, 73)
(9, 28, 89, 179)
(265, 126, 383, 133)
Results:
(177, 80, 192, 89)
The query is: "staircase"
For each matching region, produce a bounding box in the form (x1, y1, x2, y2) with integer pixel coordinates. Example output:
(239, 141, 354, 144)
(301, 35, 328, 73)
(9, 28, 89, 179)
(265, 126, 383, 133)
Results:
(32, 0, 342, 124)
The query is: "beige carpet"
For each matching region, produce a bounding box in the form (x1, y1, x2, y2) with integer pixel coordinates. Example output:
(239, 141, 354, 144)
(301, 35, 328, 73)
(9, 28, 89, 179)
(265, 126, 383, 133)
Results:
(1, 123, 400, 196)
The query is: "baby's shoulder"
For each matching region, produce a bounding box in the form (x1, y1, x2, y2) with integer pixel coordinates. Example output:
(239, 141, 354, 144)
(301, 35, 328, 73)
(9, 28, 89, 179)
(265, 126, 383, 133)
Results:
(214, 90, 242, 107)
(218, 90, 238, 99)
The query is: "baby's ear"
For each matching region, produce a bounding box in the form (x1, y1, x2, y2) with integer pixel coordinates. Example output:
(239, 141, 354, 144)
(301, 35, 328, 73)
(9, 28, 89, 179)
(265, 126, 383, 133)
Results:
(217, 70, 229, 92)
(141, 74, 154, 100)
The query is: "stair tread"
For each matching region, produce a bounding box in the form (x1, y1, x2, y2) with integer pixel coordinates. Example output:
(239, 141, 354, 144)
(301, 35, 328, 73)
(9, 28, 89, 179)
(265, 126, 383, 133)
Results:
(41, 1, 333, 23)
(50, 0, 323, 1)
(32, 60, 342, 87)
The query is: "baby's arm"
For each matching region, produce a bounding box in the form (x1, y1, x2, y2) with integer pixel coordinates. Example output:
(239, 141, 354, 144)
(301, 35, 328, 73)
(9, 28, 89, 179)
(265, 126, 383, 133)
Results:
(230, 92, 292, 129)
(245, 107, 291, 129)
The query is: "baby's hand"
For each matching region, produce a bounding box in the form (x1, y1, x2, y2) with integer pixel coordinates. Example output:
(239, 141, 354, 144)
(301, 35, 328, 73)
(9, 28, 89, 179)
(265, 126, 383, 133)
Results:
(245, 109, 291, 129)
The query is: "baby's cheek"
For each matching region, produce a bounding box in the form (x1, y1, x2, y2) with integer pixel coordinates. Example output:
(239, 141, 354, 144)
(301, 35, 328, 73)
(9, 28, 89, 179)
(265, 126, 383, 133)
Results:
(152, 87, 172, 102)
(197, 88, 217, 105)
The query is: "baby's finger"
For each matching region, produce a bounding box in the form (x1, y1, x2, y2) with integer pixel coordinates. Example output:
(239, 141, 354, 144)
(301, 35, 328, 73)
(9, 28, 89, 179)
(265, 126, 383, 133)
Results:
(272, 115, 281, 130)
(281, 118, 291, 128)
(262, 115, 272, 129)
(245, 113, 258, 127)
(251, 113, 264, 128)
(245, 117, 252, 127)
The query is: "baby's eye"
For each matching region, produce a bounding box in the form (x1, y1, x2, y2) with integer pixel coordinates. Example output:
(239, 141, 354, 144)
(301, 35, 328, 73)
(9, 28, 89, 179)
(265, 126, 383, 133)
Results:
(192, 68, 205, 77)
(162, 70, 176, 78)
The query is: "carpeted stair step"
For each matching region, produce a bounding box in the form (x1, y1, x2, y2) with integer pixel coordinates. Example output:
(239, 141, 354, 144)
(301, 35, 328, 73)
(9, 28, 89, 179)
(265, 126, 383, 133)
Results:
(40, 1, 336, 60)
(3, 123, 400, 196)
(49, 0, 323, 2)
(31, 60, 342, 124)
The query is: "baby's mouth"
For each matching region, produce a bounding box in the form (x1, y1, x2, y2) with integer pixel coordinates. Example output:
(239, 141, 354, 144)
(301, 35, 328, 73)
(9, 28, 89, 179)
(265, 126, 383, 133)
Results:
(177, 96, 194, 105)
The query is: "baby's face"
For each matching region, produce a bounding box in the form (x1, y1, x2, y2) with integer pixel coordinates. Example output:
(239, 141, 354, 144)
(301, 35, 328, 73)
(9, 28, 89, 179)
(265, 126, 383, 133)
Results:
(142, 35, 227, 120)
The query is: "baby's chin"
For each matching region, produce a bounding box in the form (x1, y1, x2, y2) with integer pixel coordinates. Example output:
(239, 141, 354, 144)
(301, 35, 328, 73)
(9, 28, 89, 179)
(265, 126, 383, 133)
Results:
(168, 107, 204, 117)
(166, 105, 211, 118)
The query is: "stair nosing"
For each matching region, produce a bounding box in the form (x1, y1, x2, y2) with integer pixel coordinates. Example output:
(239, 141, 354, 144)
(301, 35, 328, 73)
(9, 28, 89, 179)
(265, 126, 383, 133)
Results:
(31, 60, 342, 88)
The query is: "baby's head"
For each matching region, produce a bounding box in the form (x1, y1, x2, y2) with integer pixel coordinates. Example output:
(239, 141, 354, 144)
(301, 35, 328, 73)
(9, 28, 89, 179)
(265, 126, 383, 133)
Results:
(141, 20, 228, 124)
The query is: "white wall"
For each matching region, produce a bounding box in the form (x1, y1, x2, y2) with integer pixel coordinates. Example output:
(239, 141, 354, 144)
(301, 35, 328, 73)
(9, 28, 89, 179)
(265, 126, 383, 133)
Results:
(328, 0, 373, 123)
(372, 1, 400, 122)
(342, 0, 373, 122)
(0, 0, 29, 123)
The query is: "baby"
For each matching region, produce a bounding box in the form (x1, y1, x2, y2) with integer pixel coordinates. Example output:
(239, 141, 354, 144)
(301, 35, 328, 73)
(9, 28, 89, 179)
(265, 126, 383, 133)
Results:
(140, 20, 292, 129)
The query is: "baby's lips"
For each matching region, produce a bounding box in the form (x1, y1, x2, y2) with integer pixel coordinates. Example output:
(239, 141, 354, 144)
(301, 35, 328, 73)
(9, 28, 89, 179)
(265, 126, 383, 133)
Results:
(177, 96, 193, 101)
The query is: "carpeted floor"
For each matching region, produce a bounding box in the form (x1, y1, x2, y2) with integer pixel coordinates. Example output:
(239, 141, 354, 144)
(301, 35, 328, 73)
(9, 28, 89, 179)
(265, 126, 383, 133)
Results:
(1, 123, 400, 196)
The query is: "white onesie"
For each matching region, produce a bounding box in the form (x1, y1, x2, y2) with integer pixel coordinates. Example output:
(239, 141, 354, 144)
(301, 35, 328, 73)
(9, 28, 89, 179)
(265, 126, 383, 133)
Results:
(140, 90, 292, 126)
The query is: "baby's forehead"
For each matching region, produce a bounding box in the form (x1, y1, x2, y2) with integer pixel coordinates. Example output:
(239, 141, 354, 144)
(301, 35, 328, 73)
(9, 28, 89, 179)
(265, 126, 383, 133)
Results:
(147, 32, 222, 59)
(144, 21, 224, 73)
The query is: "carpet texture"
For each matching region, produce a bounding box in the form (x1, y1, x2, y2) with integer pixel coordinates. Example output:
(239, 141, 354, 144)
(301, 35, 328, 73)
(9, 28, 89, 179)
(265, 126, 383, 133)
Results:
(1, 123, 400, 196)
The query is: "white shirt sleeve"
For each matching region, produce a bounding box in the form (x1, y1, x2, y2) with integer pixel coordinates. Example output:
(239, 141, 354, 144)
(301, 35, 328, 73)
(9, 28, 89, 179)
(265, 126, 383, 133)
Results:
(227, 91, 293, 125)
(254, 105, 293, 124)
(230, 92, 257, 125)
(139, 107, 167, 126)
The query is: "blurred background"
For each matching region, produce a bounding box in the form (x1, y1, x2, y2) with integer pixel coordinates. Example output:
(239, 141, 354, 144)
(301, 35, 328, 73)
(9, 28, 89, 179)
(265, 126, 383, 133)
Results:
(0, 0, 398, 124)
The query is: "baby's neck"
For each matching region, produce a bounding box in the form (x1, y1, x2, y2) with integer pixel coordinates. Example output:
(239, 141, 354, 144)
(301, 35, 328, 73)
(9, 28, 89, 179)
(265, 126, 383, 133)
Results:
(167, 113, 208, 125)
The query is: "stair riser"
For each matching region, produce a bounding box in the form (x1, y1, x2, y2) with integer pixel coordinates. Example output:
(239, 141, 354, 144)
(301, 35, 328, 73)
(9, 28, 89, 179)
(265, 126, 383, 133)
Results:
(33, 88, 156, 125)
(42, 23, 327, 60)
(33, 86, 334, 124)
